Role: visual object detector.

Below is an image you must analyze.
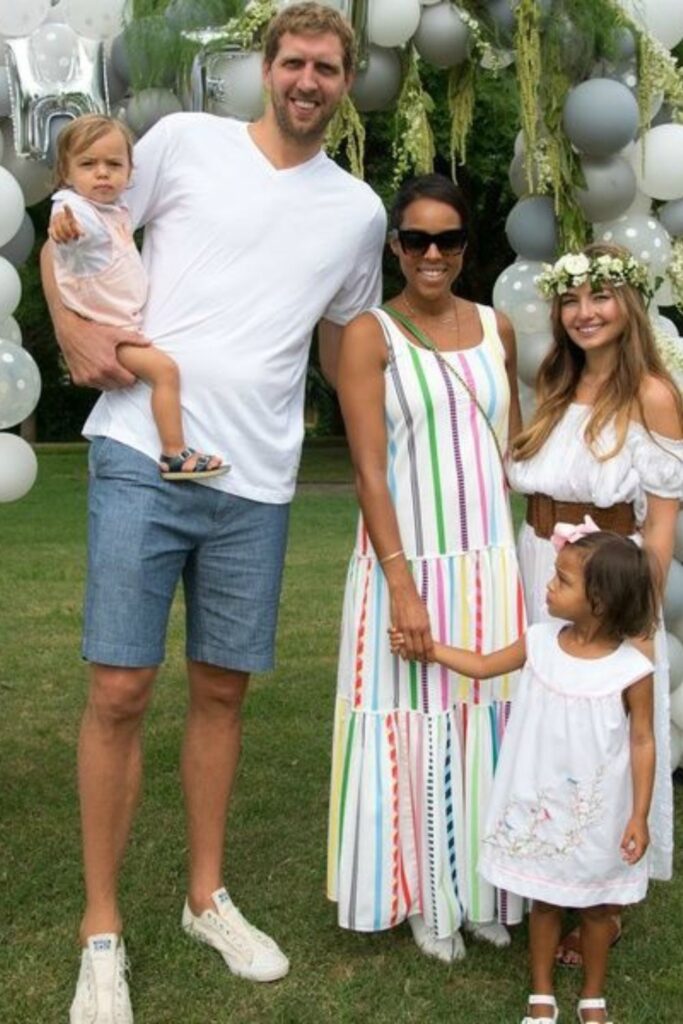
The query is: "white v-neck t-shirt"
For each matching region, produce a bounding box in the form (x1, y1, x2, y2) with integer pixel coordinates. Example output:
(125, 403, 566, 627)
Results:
(83, 113, 386, 502)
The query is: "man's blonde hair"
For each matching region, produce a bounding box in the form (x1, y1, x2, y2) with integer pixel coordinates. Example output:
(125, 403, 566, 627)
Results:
(262, 2, 355, 76)
(54, 114, 134, 188)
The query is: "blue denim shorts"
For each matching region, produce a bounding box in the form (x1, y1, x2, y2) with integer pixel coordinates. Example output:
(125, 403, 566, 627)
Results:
(83, 437, 290, 671)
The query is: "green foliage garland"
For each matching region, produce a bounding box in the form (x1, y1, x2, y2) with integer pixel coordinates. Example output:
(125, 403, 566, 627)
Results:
(514, 0, 542, 194)
(391, 47, 436, 189)
(325, 95, 366, 178)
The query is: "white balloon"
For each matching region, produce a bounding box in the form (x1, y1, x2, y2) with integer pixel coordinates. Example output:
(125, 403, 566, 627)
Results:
(669, 613, 683, 645)
(618, 0, 683, 50)
(666, 632, 683, 691)
(630, 125, 683, 202)
(517, 378, 537, 427)
(507, 293, 551, 334)
(664, 558, 683, 629)
(595, 214, 671, 289)
(516, 330, 552, 389)
(205, 53, 265, 122)
(0, 0, 50, 37)
(413, 2, 470, 69)
(369, 0, 421, 48)
(0, 123, 53, 208)
(350, 46, 402, 113)
(0, 167, 26, 249)
(0, 339, 41, 430)
(0, 433, 38, 503)
(670, 723, 683, 773)
(492, 259, 546, 314)
(0, 212, 35, 269)
(0, 316, 22, 346)
(671, 682, 683, 732)
(0, 258, 21, 321)
(65, 0, 128, 40)
(654, 276, 675, 308)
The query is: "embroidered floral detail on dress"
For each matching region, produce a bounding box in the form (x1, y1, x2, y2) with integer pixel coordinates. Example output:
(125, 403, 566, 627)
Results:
(483, 765, 606, 860)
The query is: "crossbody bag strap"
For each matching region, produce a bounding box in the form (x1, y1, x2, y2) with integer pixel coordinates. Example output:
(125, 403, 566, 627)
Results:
(381, 304, 506, 471)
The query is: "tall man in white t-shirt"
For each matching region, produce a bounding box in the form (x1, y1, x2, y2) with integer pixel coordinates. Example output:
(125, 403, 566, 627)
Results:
(43, 5, 386, 1021)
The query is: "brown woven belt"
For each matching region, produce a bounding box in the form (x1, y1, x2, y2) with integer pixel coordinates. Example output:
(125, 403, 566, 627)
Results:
(526, 493, 636, 540)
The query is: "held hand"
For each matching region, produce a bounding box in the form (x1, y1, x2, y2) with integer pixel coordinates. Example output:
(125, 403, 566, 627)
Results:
(388, 627, 407, 658)
(620, 816, 649, 864)
(389, 589, 433, 663)
(49, 204, 84, 244)
(57, 313, 151, 390)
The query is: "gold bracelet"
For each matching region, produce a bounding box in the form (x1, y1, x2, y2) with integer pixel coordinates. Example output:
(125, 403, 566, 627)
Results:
(379, 549, 404, 565)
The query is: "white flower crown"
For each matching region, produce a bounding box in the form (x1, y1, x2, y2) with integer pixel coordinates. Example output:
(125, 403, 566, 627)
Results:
(535, 252, 652, 301)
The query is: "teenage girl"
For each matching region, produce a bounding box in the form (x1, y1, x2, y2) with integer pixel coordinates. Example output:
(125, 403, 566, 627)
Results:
(391, 524, 658, 1024)
(49, 114, 226, 480)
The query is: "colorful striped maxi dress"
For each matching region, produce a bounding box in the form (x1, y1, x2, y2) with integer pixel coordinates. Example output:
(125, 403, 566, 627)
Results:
(327, 305, 525, 938)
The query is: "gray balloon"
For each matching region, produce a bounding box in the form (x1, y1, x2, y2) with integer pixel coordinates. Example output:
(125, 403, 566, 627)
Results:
(614, 26, 636, 61)
(413, 3, 470, 70)
(486, 0, 551, 42)
(110, 32, 130, 86)
(563, 79, 639, 157)
(126, 89, 183, 137)
(350, 45, 402, 112)
(575, 156, 637, 223)
(659, 199, 683, 238)
(0, 213, 35, 269)
(664, 558, 683, 629)
(106, 62, 129, 107)
(0, 65, 10, 119)
(505, 196, 558, 262)
(508, 152, 544, 198)
(651, 104, 673, 128)
(486, 0, 516, 43)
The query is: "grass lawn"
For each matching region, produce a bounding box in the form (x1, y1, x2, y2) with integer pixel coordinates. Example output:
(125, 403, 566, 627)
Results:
(1, 445, 682, 1023)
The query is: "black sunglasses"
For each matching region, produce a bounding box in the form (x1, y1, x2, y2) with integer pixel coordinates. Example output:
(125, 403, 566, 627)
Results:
(393, 228, 468, 256)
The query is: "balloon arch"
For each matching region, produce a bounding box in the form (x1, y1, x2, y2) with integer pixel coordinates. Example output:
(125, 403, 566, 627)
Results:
(2, 0, 683, 758)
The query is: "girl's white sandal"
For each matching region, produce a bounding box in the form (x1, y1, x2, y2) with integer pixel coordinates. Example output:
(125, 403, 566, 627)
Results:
(522, 993, 559, 1023)
(576, 997, 612, 1024)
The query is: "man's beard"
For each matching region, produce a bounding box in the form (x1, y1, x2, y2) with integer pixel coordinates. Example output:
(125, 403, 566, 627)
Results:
(271, 91, 337, 144)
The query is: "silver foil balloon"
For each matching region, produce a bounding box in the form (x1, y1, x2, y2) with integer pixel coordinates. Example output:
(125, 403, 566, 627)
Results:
(4, 26, 109, 161)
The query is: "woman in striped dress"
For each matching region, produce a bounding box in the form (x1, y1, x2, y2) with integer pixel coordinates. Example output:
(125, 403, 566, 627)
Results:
(327, 174, 525, 961)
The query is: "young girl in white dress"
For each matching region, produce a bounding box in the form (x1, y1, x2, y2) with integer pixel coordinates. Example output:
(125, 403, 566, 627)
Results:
(391, 524, 658, 1024)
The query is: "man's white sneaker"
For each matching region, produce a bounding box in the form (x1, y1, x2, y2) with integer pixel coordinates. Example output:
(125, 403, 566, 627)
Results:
(69, 933, 133, 1024)
(182, 887, 289, 983)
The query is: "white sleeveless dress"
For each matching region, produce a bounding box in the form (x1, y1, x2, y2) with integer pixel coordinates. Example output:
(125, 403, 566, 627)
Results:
(328, 306, 525, 938)
(479, 622, 653, 907)
(508, 405, 683, 881)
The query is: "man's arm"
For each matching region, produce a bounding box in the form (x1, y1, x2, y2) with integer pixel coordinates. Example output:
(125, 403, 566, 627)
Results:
(41, 241, 149, 390)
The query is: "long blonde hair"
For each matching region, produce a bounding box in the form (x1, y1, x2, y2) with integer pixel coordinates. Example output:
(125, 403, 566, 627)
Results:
(512, 243, 683, 462)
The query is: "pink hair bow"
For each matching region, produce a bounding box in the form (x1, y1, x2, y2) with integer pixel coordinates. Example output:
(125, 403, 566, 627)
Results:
(550, 514, 600, 552)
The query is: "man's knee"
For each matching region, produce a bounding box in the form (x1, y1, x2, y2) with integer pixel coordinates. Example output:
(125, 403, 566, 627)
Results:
(188, 661, 249, 716)
(86, 665, 156, 725)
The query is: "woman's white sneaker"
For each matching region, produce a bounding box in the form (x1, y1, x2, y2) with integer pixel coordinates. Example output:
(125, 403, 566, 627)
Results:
(69, 933, 133, 1023)
(181, 887, 289, 982)
(409, 914, 466, 963)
